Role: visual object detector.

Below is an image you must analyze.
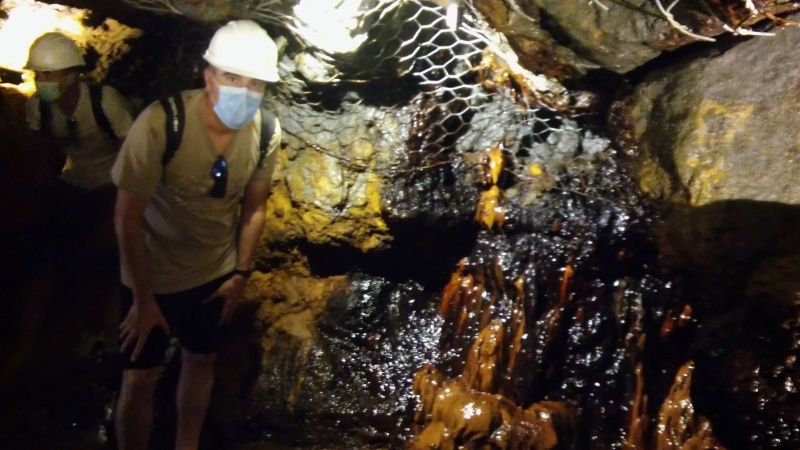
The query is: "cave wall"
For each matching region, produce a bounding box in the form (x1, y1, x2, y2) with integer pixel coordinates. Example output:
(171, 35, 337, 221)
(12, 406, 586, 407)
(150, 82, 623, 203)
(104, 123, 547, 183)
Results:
(3, 0, 800, 449)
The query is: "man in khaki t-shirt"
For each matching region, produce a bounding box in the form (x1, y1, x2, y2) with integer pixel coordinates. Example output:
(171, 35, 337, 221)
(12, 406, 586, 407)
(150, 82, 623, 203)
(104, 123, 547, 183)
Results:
(25, 32, 133, 191)
(24, 32, 133, 263)
(111, 20, 282, 450)
(26, 81, 132, 189)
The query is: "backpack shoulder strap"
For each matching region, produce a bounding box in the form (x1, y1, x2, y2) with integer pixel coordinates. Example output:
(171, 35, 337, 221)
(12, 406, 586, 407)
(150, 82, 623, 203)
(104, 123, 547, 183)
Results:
(159, 94, 185, 166)
(39, 97, 53, 137)
(89, 84, 117, 141)
(258, 107, 276, 167)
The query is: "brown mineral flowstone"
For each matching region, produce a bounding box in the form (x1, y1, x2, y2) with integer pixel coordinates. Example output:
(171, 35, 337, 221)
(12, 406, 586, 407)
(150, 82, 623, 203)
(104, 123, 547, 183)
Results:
(654, 361, 727, 450)
(409, 365, 577, 450)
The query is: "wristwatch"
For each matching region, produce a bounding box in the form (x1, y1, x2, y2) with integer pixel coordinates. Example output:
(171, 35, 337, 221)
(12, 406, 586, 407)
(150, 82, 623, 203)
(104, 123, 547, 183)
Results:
(231, 268, 253, 279)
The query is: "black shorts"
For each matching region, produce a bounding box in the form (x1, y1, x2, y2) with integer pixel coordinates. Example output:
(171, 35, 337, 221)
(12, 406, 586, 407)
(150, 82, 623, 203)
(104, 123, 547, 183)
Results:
(119, 273, 230, 369)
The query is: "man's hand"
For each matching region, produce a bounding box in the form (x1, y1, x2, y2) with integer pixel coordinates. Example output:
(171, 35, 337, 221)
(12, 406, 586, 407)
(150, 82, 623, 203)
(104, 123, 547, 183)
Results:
(204, 275, 247, 326)
(119, 298, 169, 362)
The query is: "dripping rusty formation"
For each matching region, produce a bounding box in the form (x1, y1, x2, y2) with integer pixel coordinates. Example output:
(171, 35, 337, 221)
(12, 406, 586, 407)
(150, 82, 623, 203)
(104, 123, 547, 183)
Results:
(400, 53, 709, 446)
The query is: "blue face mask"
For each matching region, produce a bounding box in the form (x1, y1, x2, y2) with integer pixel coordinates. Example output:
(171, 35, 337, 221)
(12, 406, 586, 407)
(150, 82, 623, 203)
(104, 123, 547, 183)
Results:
(36, 81, 61, 102)
(213, 85, 264, 129)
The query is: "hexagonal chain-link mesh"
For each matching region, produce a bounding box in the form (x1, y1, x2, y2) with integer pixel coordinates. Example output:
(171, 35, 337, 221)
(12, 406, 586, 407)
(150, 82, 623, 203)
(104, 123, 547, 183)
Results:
(120, 0, 604, 181)
(265, 0, 599, 178)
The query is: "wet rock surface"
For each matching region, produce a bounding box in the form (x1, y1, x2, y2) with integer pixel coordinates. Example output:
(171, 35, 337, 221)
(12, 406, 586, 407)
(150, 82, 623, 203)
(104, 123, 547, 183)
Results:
(611, 11, 800, 450)
(407, 152, 704, 449)
(250, 275, 441, 447)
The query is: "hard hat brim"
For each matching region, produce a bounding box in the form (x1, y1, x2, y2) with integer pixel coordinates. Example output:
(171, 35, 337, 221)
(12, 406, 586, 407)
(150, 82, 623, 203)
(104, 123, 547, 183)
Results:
(23, 63, 85, 72)
(204, 55, 279, 83)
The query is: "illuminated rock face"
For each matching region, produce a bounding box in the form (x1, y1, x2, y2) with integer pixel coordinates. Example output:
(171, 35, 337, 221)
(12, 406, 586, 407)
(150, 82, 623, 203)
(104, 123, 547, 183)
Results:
(617, 14, 800, 208)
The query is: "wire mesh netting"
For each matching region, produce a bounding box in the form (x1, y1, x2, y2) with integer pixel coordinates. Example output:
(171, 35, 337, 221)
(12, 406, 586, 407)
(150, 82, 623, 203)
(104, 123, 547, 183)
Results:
(272, 0, 603, 171)
(120, 0, 607, 188)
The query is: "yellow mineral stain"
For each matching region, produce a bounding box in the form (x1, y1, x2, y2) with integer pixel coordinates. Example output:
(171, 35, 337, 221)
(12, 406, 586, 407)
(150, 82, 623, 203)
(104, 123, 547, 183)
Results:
(682, 99, 753, 205)
(264, 184, 305, 243)
(528, 163, 543, 176)
(350, 171, 389, 250)
(279, 142, 389, 251)
(475, 185, 502, 229)
(301, 209, 330, 227)
(691, 99, 752, 153)
(363, 173, 386, 220)
(350, 140, 375, 162)
(688, 162, 727, 206)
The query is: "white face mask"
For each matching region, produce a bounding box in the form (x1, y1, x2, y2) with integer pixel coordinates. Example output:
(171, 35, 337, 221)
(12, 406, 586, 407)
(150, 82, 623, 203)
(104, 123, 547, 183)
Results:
(213, 85, 264, 129)
(209, 74, 265, 129)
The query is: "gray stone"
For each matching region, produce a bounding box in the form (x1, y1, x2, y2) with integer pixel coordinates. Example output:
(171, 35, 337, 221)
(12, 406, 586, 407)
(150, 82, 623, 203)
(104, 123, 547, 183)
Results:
(623, 16, 800, 206)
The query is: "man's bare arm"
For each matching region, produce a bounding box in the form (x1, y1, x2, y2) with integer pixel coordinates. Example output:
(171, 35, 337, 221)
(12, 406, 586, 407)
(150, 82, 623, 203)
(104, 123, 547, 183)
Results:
(115, 188, 168, 360)
(207, 180, 270, 326)
(236, 179, 271, 272)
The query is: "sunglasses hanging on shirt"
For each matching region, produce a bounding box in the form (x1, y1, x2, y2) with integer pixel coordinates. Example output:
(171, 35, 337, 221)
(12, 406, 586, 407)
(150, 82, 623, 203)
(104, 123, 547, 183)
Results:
(209, 155, 228, 198)
(66, 117, 78, 144)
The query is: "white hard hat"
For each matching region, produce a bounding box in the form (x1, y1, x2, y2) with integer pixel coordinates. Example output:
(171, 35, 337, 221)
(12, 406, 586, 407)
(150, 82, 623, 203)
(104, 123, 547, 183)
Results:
(203, 20, 279, 82)
(25, 32, 85, 72)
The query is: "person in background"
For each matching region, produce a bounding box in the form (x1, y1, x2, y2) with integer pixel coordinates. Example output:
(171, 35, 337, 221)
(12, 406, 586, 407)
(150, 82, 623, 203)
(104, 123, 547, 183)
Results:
(111, 20, 282, 450)
(24, 31, 133, 260)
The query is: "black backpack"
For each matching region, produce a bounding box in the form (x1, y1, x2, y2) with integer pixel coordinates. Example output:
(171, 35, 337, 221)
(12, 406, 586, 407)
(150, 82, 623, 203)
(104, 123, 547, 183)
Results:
(39, 83, 117, 141)
(158, 94, 276, 167)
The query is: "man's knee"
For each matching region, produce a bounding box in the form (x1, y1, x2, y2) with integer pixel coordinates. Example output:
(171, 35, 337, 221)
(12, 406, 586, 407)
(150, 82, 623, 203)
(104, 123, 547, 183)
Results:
(181, 349, 216, 370)
(120, 368, 161, 397)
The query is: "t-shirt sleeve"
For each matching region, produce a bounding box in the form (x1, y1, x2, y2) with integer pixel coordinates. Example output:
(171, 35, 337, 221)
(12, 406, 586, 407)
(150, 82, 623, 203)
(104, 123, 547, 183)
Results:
(101, 85, 134, 139)
(25, 96, 41, 131)
(250, 118, 282, 183)
(111, 101, 167, 196)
